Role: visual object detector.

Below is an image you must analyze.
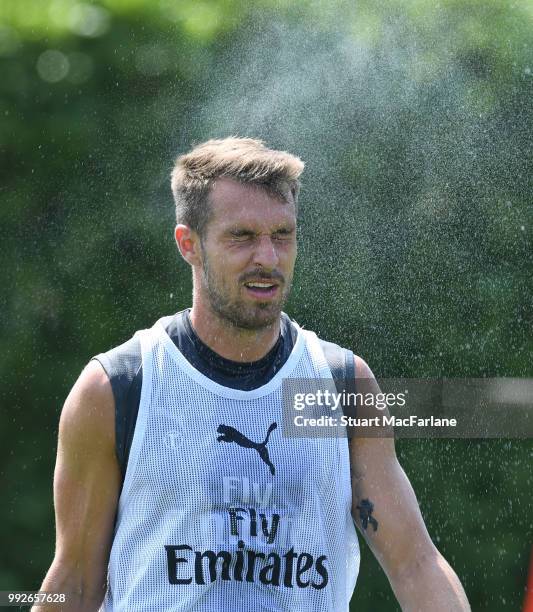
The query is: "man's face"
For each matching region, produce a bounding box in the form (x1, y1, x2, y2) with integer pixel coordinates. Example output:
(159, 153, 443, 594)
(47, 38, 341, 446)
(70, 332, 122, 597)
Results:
(198, 177, 297, 330)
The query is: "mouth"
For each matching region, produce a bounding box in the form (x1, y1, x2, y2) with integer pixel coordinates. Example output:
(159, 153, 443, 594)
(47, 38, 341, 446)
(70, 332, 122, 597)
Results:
(243, 280, 280, 300)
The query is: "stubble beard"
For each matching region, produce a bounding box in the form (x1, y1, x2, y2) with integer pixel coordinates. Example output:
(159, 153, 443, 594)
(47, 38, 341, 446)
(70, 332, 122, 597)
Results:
(201, 255, 292, 331)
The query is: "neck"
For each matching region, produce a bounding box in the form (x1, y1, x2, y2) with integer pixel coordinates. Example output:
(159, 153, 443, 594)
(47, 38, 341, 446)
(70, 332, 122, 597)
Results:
(189, 300, 282, 362)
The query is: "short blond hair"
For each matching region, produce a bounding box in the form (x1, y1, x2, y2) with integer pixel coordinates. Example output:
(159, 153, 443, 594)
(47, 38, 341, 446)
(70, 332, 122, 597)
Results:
(171, 137, 305, 235)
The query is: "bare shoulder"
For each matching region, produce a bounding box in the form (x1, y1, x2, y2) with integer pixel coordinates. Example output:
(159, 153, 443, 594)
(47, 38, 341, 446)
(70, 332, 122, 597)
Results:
(59, 359, 115, 452)
(66, 358, 113, 404)
(353, 355, 381, 396)
(354, 355, 375, 380)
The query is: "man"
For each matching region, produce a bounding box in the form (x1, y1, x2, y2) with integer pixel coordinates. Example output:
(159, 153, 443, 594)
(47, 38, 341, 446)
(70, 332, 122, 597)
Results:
(35, 138, 470, 611)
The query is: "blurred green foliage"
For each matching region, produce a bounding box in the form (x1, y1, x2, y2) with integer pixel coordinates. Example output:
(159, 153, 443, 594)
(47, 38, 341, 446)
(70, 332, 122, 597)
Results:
(0, 1, 531, 610)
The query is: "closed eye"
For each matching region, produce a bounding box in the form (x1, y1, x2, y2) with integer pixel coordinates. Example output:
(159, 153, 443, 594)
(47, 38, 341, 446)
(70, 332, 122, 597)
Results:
(227, 227, 295, 241)
(272, 228, 295, 240)
(230, 230, 255, 241)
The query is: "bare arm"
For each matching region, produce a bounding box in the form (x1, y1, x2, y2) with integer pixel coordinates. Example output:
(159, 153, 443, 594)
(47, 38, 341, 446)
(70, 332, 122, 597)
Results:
(351, 357, 470, 611)
(33, 360, 120, 611)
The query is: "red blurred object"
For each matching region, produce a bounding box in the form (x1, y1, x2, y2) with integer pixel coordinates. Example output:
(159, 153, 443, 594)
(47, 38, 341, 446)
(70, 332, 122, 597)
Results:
(524, 546, 533, 612)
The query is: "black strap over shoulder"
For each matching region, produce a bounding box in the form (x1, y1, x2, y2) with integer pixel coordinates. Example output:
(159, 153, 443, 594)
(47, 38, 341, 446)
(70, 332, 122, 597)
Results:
(318, 339, 356, 395)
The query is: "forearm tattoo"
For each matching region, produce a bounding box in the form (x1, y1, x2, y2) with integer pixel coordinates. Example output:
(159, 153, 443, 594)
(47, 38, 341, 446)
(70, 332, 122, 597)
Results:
(356, 498, 379, 532)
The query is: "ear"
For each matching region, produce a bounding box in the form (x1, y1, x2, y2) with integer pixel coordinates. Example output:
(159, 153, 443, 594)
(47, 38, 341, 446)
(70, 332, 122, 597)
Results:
(175, 225, 202, 266)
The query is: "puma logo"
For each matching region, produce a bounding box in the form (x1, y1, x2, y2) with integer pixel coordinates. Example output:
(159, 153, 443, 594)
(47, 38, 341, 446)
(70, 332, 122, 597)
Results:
(217, 422, 277, 475)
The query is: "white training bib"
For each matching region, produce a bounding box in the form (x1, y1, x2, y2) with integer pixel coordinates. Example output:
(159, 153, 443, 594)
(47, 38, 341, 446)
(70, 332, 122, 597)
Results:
(103, 317, 359, 611)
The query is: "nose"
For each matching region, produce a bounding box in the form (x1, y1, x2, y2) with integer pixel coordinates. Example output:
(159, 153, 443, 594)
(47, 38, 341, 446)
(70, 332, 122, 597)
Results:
(252, 235, 279, 269)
